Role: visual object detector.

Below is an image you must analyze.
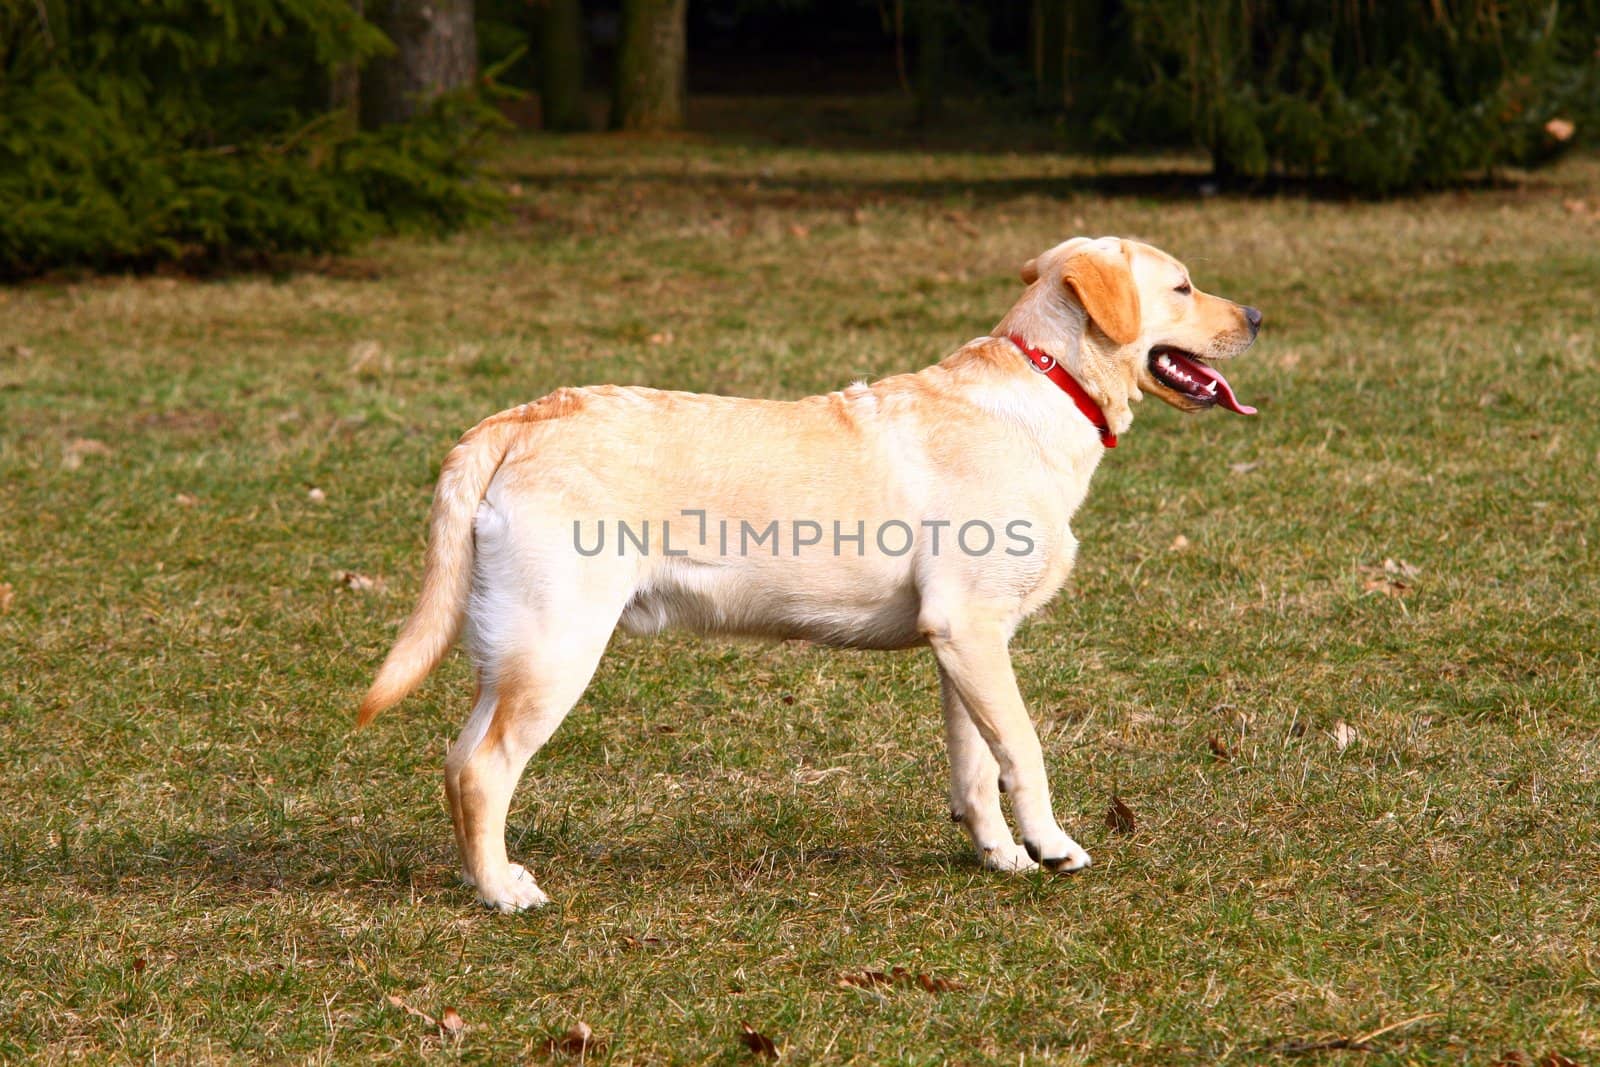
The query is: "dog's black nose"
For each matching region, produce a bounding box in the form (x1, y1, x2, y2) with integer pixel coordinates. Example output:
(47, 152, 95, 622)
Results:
(1243, 305, 1263, 336)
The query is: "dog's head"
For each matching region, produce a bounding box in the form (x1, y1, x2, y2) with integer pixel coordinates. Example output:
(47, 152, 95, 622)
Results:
(1006, 236, 1259, 430)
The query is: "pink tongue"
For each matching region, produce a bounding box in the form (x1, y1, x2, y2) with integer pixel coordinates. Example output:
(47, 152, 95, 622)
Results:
(1189, 359, 1256, 416)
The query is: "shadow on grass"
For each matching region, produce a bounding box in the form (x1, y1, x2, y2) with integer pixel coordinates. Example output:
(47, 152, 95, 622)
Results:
(498, 163, 1528, 209)
(15, 823, 437, 895)
(17, 816, 976, 903)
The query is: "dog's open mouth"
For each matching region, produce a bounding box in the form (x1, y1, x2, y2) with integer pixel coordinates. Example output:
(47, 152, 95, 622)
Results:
(1148, 346, 1256, 415)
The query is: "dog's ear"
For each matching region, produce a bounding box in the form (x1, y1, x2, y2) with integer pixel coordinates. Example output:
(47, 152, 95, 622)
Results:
(1061, 243, 1140, 346)
(1019, 257, 1040, 285)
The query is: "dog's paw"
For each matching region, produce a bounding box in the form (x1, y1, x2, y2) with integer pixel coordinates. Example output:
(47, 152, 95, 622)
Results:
(476, 863, 551, 913)
(981, 842, 1040, 873)
(1023, 834, 1092, 874)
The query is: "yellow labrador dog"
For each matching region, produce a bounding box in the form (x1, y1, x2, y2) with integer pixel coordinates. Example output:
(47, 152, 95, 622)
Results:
(359, 236, 1260, 911)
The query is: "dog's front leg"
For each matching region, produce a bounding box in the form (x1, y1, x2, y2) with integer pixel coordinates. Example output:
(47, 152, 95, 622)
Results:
(927, 614, 1091, 873)
(940, 664, 1038, 872)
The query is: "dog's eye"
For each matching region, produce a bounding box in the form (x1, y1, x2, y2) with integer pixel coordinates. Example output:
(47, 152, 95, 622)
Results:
(1175, 282, 1192, 295)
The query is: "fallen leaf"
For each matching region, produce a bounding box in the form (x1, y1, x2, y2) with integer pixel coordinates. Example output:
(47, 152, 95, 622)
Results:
(175, 492, 198, 508)
(544, 1021, 603, 1056)
(740, 1021, 780, 1058)
(1358, 561, 1414, 597)
(132, 957, 147, 974)
(1169, 534, 1191, 552)
(916, 972, 965, 993)
(1545, 117, 1575, 141)
(385, 996, 468, 1037)
(781, 693, 796, 706)
(307, 487, 327, 503)
(0, 582, 13, 614)
(787, 223, 809, 240)
(9, 343, 35, 359)
(1332, 720, 1357, 752)
(337, 570, 383, 593)
(838, 970, 894, 990)
(1563, 199, 1590, 217)
(1539, 1055, 1580, 1067)
(63, 437, 113, 469)
(1208, 736, 1231, 761)
(1383, 558, 1420, 579)
(1490, 1054, 1534, 1067)
(944, 210, 978, 236)
(385, 993, 437, 1029)
(648, 330, 674, 346)
(348, 340, 384, 377)
(1228, 461, 1260, 475)
(1106, 794, 1137, 834)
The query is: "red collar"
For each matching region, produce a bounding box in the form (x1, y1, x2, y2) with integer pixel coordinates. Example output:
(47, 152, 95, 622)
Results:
(1006, 333, 1117, 448)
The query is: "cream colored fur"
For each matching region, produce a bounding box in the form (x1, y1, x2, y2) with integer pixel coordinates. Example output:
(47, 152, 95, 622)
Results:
(359, 236, 1259, 911)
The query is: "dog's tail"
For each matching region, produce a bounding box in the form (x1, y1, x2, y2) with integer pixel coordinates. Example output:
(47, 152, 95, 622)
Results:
(357, 416, 519, 727)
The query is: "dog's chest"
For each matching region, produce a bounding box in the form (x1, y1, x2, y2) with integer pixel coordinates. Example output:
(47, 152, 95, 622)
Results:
(1015, 524, 1080, 618)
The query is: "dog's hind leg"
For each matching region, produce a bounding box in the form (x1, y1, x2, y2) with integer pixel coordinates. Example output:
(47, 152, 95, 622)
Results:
(940, 665, 1037, 872)
(447, 569, 629, 912)
(447, 634, 614, 911)
(443, 680, 483, 884)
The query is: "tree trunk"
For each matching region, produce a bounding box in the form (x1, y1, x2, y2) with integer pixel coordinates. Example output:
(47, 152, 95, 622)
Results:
(330, 0, 365, 119)
(537, 0, 587, 131)
(1033, 0, 1068, 113)
(914, 0, 945, 127)
(361, 0, 478, 129)
(613, 0, 686, 132)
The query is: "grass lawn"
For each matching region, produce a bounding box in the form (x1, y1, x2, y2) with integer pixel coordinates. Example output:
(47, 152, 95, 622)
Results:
(2, 122, 1598, 1064)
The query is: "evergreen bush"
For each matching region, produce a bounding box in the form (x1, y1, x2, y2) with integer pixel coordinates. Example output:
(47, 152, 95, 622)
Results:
(1088, 0, 1600, 193)
(0, 0, 500, 279)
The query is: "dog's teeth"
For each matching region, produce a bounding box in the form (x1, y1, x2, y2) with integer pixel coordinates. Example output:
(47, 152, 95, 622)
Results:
(1205, 381, 1217, 394)
(1157, 355, 1173, 370)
